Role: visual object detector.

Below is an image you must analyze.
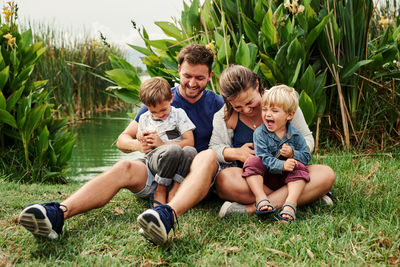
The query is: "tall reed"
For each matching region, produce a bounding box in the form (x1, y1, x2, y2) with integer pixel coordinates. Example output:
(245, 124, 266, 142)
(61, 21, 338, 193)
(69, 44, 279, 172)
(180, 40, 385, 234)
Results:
(22, 20, 129, 119)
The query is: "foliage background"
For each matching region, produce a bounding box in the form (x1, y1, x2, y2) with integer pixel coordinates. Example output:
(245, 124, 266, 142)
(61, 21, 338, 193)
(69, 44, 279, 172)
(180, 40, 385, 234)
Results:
(106, 0, 400, 152)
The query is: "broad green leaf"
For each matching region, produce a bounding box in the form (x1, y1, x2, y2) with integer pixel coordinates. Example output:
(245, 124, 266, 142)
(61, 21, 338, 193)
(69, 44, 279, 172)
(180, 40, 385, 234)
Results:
(25, 105, 47, 138)
(0, 66, 9, 90)
(300, 66, 315, 96)
(298, 91, 315, 125)
(254, 0, 265, 25)
(0, 91, 5, 109)
(259, 62, 277, 85)
(147, 39, 178, 50)
(114, 89, 140, 104)
(0, 50, 5, 70)
(261, 8, 277, 48)
(0, 108, 17, 128)
(305, 11, 333, 51)
(287, 38, 303, 67)
(10, 65, 34, 89)
(105, 69, 141, 90)
(260, 53, 285, 82)
(57, 140, 75, 166)
(242, 14, 259, 44)
(38, 125, 49, 156)
(155, 21, 184, 41)
(6, 86, 25, 112)
(109, 55, 137, 71)
(289, 59, 302, 87)
(341, 59, 373, 80)
(235, 39, 251, 68)
(127, 44, 153, 56)
(20, 29, 33, 50)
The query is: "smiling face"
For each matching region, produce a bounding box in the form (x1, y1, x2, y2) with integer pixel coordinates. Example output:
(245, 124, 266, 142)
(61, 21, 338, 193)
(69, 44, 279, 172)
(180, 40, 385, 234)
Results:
(178, 62, 212, 103)
(228, 87, 262, 118)
(147, 99, 172, 121)
(262, 104, 294, 138)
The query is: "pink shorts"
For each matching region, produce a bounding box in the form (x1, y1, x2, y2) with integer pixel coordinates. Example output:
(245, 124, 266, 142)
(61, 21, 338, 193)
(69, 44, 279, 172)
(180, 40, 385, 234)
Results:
(242, 156, 310, 191)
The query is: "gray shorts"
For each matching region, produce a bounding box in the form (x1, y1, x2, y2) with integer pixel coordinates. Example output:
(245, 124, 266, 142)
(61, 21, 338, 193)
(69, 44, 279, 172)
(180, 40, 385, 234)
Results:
(133, 159, 222, 199)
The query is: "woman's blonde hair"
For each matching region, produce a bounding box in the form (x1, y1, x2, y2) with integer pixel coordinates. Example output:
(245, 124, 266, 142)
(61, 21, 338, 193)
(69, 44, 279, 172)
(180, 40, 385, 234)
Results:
(262, 85, 299, 113)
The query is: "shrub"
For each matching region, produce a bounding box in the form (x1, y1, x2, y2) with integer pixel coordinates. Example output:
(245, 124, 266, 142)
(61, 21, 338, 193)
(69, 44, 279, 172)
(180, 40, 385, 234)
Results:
(0, 2, 75, 183)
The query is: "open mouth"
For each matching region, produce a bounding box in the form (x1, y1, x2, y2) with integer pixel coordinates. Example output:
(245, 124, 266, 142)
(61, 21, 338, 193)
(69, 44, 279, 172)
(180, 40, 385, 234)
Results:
(266, 119, 275, 128)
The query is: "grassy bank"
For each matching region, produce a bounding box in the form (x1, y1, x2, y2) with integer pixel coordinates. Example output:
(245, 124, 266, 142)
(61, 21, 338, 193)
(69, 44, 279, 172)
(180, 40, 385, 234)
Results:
(1, 152, 399, 265)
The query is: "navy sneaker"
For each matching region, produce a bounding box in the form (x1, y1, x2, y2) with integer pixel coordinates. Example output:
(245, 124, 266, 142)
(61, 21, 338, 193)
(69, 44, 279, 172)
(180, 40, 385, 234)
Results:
(18, 202, 66, 239)
(137, 204, 178, 245)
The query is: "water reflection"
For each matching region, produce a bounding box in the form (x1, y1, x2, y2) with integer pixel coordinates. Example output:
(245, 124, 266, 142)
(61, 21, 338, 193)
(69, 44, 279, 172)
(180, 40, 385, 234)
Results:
(66, 111, 143, 181)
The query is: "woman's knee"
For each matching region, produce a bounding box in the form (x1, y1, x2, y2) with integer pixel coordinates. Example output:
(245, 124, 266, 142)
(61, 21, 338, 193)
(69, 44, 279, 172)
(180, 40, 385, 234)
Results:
(309, 164, 336, 189)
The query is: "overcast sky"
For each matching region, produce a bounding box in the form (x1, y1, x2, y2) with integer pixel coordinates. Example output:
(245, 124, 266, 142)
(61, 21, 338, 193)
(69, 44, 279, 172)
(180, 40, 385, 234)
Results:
(12, 0, 184, 47)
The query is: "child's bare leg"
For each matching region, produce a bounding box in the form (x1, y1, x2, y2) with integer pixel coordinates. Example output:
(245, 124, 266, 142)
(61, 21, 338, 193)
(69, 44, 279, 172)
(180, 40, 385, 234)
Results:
(282, 179, 306, 220)
(167, 181, 180, 202)
(153, 184, 167, 206)
(246, 174, 273, 211)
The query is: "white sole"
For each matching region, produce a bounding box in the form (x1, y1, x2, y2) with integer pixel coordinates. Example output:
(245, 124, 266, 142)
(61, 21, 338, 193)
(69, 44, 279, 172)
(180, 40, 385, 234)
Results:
(218, 201, 232, 218)
(137, 209, 168, 245)
(18, 204, 58, 239)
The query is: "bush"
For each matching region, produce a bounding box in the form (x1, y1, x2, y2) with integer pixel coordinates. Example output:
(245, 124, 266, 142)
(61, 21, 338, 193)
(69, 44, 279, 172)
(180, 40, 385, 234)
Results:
(0, 2, 75, 183)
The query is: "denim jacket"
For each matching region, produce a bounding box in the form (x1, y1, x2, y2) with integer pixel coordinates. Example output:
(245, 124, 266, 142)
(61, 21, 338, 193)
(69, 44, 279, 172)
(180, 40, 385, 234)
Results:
(253, 123, 311, 174)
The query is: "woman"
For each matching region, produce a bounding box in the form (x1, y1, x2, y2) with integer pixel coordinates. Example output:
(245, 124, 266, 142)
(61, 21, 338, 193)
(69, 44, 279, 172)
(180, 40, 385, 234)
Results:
(210, 65, 335, 217)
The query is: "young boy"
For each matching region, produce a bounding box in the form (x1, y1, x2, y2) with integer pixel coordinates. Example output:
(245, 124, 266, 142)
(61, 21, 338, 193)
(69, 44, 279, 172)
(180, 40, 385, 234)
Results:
(242, 85, 311, 223)
(137, 77, 197, 206)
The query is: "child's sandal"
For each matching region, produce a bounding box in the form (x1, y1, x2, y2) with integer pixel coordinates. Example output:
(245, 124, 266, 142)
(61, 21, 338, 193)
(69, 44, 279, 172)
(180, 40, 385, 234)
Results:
(255, 198, 276, 216)
(277, 202, 297, 223)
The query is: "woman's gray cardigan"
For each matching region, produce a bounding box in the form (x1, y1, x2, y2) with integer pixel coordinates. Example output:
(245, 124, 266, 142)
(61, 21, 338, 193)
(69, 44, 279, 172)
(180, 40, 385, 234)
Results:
(209, 105, 315, 168)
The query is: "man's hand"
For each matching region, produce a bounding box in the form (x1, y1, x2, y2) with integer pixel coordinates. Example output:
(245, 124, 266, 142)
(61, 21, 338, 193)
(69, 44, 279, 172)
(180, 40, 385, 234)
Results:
(280, 143, 294, 158)
(283, 158, 297, 172)
(238, 143, 255, 162)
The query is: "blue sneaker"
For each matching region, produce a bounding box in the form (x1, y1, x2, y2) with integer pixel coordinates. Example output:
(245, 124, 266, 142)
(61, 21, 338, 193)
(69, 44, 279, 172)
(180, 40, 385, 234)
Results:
(137, 204, 178, 245)
(18, 202, 66, 239)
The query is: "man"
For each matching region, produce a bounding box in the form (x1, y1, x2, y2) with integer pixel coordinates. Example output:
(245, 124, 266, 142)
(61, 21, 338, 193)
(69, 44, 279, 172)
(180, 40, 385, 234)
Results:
(18, 43, 224, 245)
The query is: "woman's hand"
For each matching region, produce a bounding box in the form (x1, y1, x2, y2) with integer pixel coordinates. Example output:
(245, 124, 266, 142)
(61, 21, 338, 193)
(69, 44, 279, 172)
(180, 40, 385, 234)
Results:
(238, 143, 255, 162)
(280, 143, 294, 158)
(283, 158, 297, 172)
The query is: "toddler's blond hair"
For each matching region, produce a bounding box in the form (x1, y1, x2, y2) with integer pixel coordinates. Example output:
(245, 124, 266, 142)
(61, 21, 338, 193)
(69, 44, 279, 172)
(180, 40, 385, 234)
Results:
(262, 85, 299, 113)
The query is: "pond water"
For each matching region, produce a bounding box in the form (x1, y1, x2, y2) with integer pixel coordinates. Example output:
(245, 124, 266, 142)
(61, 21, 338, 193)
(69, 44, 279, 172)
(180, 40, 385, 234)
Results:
(66, 110, 143, 181)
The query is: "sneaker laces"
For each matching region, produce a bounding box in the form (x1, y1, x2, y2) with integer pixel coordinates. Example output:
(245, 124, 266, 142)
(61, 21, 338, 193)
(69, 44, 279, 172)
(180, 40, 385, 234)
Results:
(155, 204, 179, 235)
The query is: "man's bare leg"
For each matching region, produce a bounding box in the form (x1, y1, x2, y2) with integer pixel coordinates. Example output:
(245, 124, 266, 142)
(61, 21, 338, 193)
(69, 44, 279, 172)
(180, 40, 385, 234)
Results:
(19, 160, 148, 239)
(136, 150, 218, 244)
(168, 149, 218, 217)
(61, 160, 148, 218)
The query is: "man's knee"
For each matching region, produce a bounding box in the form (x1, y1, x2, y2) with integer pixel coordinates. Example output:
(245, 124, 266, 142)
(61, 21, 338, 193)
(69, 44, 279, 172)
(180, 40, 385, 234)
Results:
(193, 149, 217, 164)
(113, 160, 147, 186)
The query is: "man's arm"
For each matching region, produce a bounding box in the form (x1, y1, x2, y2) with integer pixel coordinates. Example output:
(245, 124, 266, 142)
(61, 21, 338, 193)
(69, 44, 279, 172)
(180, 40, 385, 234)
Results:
(116, 120, 150, 153)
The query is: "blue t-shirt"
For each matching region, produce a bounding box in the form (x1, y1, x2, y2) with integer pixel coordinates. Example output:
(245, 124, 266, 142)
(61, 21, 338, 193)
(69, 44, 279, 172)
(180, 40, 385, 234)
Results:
(135, 86, 224, 152)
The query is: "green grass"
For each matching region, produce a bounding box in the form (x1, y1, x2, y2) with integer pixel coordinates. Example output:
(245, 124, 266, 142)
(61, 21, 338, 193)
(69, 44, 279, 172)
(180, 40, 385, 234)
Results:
(1, 153, 399, 265)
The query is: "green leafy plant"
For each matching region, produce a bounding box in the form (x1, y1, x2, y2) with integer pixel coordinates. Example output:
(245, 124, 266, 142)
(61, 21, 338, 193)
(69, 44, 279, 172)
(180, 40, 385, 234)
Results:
(106, 0, 400, 150)
(0, 2, 76, 183)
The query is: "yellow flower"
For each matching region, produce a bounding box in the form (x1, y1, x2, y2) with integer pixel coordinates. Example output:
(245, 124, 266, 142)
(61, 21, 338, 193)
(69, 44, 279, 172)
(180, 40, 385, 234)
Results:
(284, 0, 292, 13)
(297, 5, 305, 13)
(7, 37, 16, 49)
(378, 17, 393, 27)
(205, 41, 215, 51)
(3, 33, 13, 40)
(92, 40, 99, 47)
(2, 7, 12, 22)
